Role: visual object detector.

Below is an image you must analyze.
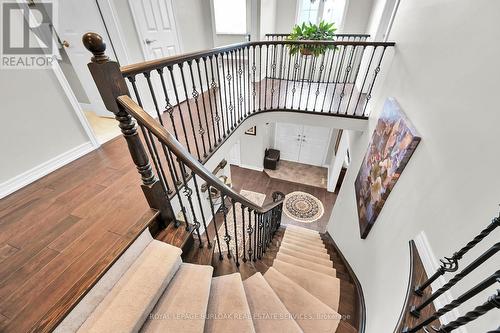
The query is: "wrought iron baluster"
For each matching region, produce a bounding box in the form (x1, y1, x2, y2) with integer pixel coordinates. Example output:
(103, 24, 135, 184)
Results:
(284, 48, 293, 108)
(241, 205, 247, 262)
(313, 51, 327, 111)
(258, 45, 262, 111)
(187, 61, 207, 158)
(220, 193, 231, 259)
(208, 185, 223, 260)
(411, 242, 500, 317)
(253, 210, 258, 261)
(290, 53, 301, 109)
(321, 45, 338, 112)
(336, 45, 356, 114)
(403, 270, 500, 333)
(213, 54, 228, 137)
(277, 43, 285, 108)
(270, 44, 277, 108)
(328, 45, 347, 112)
(231, 199, 240, 266)
(205, 56, 220, 144)
(196, 59, 213, 152)
(353, 46, 376, 117)
(167, 65, 193, 155)
(264, 44, 269, 110)
(415, 216, 500, 296)
(202, 57, 219, 146)
(298, 54, 308, 109)
(230, 50, 238, 127)
(345, 45, 366, 116)
(178, 63, 202, 161)
(362, 46, 388, 116)
(305, 54, 317, 111)
(191, 173, 210, 248)
(430, 290, 500, 333)
(252, 45, 257, 113)
(247, 208, 253, 262)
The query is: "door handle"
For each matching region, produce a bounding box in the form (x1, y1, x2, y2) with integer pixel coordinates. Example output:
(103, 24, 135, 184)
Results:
(145, 38, 157, 45)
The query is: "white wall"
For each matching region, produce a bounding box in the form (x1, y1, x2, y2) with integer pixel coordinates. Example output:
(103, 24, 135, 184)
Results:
(0, 69, 91, 194)
(275, 0, 297, 33)
(239, 123, 274, 171)
(328, 1, 500, 332)
(341, 0, 374, 33)
(172, 0, 214, 52)
(260, 0, 277, 39)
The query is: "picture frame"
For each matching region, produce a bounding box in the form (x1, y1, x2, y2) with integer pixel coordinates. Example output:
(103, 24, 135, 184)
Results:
(354, 98, 421, 239)
(245, 126, 256, 136)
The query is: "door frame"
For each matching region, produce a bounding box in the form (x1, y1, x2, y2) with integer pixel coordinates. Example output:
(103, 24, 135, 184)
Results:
(127, 0, 184, 61)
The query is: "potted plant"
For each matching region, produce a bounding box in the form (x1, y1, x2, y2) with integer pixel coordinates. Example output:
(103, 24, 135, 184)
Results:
(287, 21, 337, 56)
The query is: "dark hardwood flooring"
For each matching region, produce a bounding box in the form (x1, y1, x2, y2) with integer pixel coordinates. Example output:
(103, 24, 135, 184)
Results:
(230, 164, 337, 232)
(0, 137, 156, 333)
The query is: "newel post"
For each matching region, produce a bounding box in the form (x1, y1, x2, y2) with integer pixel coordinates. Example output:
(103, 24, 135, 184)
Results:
(82, 32, 174, 228)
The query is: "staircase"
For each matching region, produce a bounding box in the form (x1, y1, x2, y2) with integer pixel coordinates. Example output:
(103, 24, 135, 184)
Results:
(69, 224, 356, 333)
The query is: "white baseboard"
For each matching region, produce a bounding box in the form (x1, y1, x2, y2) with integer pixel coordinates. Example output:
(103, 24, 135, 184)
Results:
(0, 142, 96, 199)
(413, 231, 467, 333)
(239, 163, 264, 172)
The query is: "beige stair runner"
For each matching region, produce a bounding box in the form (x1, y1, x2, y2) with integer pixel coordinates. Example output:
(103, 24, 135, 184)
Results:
(280, 241, 330, 257)
(77, 241, 182, 333)
(141, 263, 213, 332)
(264, 267, 340, 333)
(273, 259, 340, 311)
(70, 224, 350, 333)
(205, 273, 255, 333)
(279, 246, 333, 266)
(276, 252, 337, 277)
(243, 272, 302, 332)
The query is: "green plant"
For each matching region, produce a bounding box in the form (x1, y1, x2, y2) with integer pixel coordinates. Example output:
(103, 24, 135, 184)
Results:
(287, 21, 337, 56)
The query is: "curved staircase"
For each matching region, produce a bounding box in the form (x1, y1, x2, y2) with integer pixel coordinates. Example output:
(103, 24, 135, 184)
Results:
(68, 225, 357, 333)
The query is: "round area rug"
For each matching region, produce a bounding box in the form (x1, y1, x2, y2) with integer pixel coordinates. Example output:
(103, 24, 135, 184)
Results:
(283, 191, 324, 223)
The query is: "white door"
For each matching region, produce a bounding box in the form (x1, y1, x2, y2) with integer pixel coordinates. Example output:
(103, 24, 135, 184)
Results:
(275, 123, 302, 162)
(299, 125, 331, 166)
(129, 0, 181, 60)
(275, 123, 331, 167)
(58, 0, 113, 117)
(229, 141, 241, 166)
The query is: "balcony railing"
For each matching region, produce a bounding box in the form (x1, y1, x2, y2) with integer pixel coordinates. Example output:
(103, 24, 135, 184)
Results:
(83, 32, 394, 266)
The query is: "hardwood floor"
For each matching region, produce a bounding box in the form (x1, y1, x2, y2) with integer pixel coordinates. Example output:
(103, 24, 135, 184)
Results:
(0, 137, 156, 333)
(230, 164, 337, 232)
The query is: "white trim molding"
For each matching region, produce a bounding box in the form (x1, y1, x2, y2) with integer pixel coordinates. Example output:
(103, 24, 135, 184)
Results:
(413, 231, 468, 333)
(0, 142, 95, 199)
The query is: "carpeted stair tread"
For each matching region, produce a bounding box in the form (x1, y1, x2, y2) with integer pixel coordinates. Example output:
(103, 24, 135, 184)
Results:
(205, 272, 255, 333)
(264, 267, 340, 333)
(141, 263, 213, 333)
(243, 273, 302, 333)
(278, 243, 333, 267)
(281, 237, 327, 252)
(281, 240, 328, 254)
(279, 246, 332, 265)
(273, 260, 340, 311)
(78, 240, 182, 333)
(283, 233, 325, 247)
(286, 225, 320, 235)
(285, 228, 322, 240)
(280, 242, 330, 258)
(276, 252, 336, 277)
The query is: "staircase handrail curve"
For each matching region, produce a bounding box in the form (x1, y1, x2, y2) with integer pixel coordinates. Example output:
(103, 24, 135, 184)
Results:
(120, 39, 396, 77)
(117, 94, 284, 214)
(265, 32, 371, 38)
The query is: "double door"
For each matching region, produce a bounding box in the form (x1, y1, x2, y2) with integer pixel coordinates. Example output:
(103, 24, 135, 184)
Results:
(275, 123, 331, 167)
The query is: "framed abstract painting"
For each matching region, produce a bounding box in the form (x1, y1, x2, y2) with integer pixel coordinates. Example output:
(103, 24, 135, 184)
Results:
(355, 98, 421, 239)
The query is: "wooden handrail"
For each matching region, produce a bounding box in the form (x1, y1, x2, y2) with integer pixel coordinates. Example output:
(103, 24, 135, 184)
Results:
(117, 95, 284, 214)
(265, 33, 371, 38)
(120, 40, 395, 77)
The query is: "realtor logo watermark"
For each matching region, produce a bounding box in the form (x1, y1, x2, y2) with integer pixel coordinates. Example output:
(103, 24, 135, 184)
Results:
(1, 1, 58, 69)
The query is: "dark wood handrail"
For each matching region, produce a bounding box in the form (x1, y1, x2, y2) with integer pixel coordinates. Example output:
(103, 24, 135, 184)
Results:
(117, 95, 284, 214)
(120, 40, 395, 77)
(265, 33, 371, 38)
